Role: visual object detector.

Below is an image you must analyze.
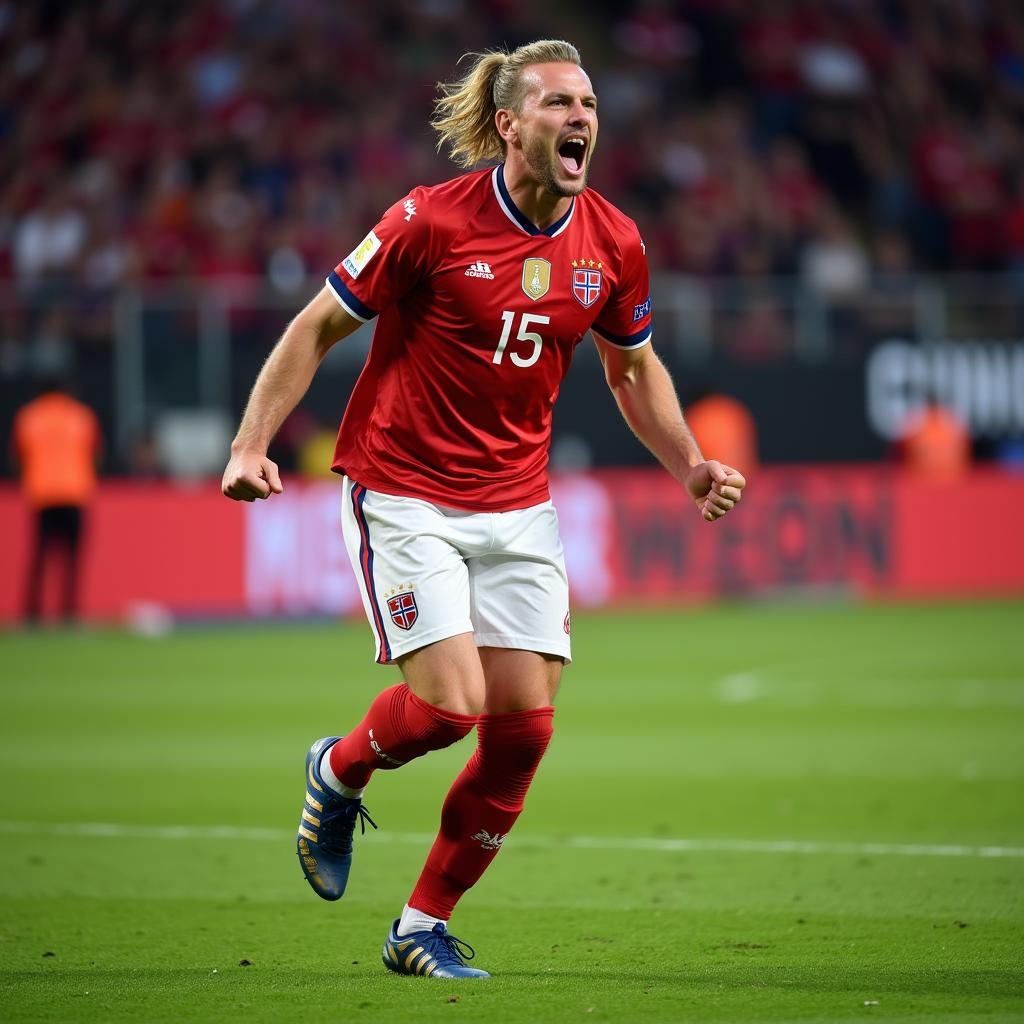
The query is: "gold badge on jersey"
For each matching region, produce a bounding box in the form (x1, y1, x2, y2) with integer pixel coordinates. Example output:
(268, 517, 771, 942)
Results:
(521, 258, 551, 301)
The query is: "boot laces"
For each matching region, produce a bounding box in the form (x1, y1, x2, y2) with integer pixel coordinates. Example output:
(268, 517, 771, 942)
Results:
(318, 799, 378, 855)
(428, 923, 477, 965)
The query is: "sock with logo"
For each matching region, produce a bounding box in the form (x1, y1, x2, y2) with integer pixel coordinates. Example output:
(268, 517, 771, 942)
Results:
(408, 706, 555, 919)
(325, 683, 476, 793)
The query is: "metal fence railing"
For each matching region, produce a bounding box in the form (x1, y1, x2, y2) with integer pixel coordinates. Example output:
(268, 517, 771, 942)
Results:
(2, 273, 1023, 469)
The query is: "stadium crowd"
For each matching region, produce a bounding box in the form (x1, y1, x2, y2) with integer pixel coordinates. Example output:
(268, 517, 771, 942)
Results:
(3, 0, 1024, 297)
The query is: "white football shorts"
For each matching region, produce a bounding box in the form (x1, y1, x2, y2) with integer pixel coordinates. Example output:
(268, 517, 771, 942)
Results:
(340, 476, 572, 665)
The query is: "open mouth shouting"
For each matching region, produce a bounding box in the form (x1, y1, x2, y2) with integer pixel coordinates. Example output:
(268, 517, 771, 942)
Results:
(557, 134, 588, 177)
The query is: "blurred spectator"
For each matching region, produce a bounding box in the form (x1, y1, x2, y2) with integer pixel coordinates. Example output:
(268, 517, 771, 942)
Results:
(10, 377, 102, 623)
(3, 0, 1024, 492)
(742, 0, 807, 145)
(614, 0, 701, 68)
(862, 229, 917, 336)
(12, 182, 86, 283)
(948, 138, 1006, 270)
(898, 400, 972, 482)
(2, 0, 1024, 295)
(686, 389, 759, 478)
(79, 206, 129, 290)
(798, 6, 871, 101)
(800, 204, 869, 299)
(766, 137, 823, 239)
(726, 294, 791, 362)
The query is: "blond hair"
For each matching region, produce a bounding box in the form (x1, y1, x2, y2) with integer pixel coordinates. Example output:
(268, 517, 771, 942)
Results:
(431, 39, 582, 168)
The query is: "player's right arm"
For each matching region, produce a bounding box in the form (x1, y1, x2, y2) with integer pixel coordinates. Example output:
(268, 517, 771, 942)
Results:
(221, 286, 363, 501)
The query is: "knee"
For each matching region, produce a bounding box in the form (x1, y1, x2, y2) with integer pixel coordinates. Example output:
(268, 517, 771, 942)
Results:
(440, 685, 487, 719)
(426, 702, 479, 747)
(396, 678, 483, 719)
(387, 683, 479, 746)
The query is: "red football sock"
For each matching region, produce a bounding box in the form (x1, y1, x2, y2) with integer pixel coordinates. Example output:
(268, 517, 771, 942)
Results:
(408, 705, 555, 919)
(329, 683, 477, 789)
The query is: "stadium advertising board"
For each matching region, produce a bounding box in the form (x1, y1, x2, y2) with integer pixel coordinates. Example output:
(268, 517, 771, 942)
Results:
(1, 466, 1021, 623)
(865, 340, 1024, 442)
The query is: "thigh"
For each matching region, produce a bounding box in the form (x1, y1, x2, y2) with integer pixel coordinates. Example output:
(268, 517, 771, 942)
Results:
(341, 478, 474, 665)
(468, 501, 572, 665)
(398, 633, 486, 716)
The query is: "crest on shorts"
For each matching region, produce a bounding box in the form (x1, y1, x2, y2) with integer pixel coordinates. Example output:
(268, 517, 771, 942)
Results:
(387, 591, 418, 630)
(571, 259, 603, 307)
(521, 258, 551, 301)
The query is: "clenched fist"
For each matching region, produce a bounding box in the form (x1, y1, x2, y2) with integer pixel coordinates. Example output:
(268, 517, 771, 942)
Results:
(222, 450, 284, 502)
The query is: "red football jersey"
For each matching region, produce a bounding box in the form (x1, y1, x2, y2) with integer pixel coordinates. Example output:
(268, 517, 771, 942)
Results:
(327, 164, 653, 512)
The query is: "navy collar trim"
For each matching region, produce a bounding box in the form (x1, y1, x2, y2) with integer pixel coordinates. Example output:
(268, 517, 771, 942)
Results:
(491, 164, 575, 238)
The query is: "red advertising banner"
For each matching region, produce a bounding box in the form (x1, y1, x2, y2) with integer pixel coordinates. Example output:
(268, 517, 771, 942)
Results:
(562, 467, 1024, 602)
(0, 467, 1021, 624)
(0, 482, 244, 623)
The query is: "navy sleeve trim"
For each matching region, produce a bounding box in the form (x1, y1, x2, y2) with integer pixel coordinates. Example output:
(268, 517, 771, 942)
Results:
(327, 271, 377, 322)
(591, 323, 653, 350)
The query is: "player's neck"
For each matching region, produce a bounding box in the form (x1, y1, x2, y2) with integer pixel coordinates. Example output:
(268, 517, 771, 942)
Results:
(500, 162, 574, 231)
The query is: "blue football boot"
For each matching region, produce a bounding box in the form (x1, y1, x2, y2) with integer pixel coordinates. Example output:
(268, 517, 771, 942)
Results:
(381, 919, 491, 979)
(297, 736, 377, 901)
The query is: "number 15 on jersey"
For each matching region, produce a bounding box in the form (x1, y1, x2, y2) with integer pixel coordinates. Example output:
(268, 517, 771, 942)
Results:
(492, 311, 551, 368)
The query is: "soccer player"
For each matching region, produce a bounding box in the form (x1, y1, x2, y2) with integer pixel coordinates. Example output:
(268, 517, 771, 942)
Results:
(222, 39, 746, 979)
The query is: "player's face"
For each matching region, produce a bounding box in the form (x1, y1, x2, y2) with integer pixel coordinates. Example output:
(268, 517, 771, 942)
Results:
(514, 63, 598, 198)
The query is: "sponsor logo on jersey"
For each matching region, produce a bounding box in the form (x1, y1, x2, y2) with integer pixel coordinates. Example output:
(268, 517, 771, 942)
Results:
(571, 259, 603, 308)
(402, 198, 417, 221)
(465, 261, 495, 279)
(386, 590, 418, 630)
(471, 829, 508, 850)
(521, 258, 551, 301)
(342, 230, 381, 279)
(633, 297, 651, 322)
(563, 610, 571, 636)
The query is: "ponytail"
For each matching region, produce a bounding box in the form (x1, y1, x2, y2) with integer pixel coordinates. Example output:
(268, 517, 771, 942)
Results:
(431, 39, 582, 168)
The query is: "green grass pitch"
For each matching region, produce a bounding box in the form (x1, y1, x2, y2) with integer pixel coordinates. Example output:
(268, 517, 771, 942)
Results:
(1, 601, 1022, 1023)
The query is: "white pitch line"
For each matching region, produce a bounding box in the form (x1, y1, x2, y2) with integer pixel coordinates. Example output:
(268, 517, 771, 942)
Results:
(0, 820, 1021, 860)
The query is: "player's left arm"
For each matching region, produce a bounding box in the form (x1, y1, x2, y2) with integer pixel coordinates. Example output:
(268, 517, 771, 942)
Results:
(594, 336, 746, 522)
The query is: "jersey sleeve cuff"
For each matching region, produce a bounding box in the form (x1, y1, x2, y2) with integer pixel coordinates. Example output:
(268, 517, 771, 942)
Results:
(591, 323, 653, 350)
(327, 271, 377, 322)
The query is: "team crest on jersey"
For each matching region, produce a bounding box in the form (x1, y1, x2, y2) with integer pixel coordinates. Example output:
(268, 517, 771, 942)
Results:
(571, 259, 603, 307)
(521, 258, 551, 301)
(386, 590, 418, 630)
